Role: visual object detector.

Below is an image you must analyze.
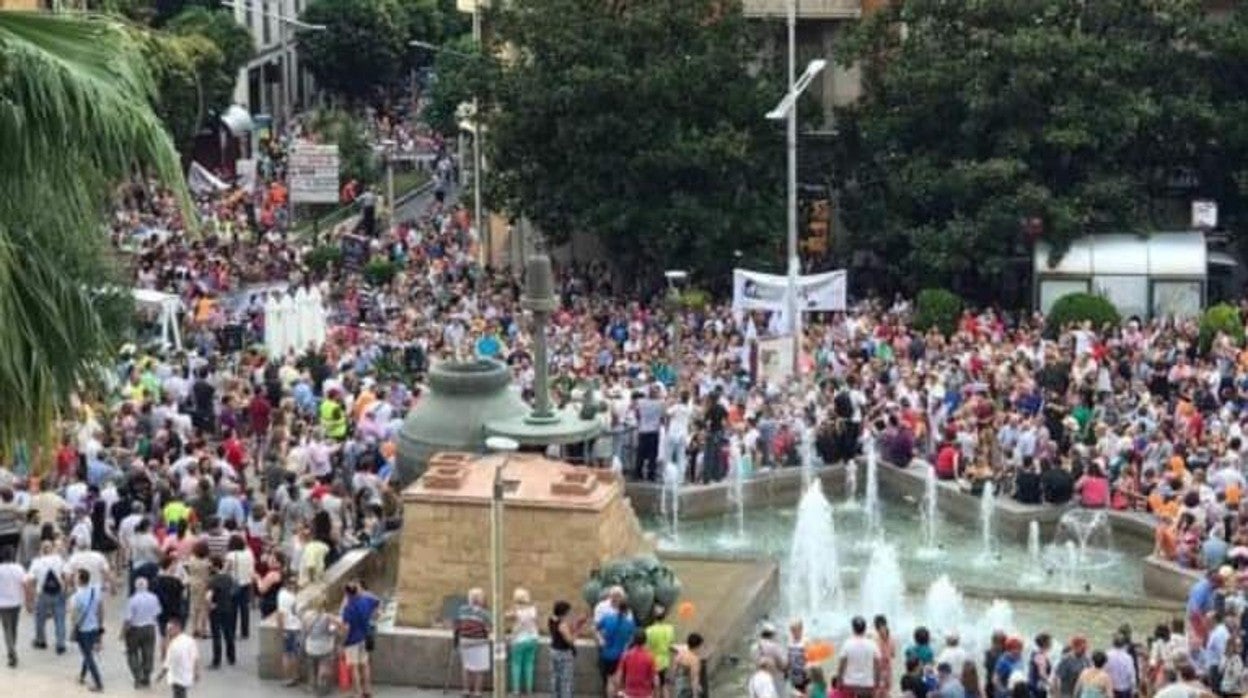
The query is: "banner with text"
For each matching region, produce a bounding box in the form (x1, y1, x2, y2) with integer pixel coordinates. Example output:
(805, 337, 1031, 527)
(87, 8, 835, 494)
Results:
(289, 143, 340, 204)
(731, 268, 847, 315)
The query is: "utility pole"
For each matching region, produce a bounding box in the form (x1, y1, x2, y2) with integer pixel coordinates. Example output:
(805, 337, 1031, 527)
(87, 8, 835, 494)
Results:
(786, 0, 801, 378)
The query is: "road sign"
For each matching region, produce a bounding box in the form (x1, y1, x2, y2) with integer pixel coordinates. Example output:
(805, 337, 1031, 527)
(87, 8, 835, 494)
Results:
(289, 143, 340, 204)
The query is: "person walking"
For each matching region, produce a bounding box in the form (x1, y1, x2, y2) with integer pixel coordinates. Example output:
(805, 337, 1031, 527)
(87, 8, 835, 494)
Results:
(0, 546, 23, 667)
(69, 568, 104, 692)
(123, 577, 162, 688)
(224, 534, 255, 641)
(163, 616, 200, 698)
(27, 540, 67, 654)
(205, 556, 237, 668)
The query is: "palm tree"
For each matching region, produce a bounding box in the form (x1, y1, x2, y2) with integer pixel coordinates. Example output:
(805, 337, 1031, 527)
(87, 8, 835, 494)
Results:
(0, 11, 187, 463)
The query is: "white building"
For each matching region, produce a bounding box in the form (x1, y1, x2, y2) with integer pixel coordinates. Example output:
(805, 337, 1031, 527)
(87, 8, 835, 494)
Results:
(228, 0, 318, 125)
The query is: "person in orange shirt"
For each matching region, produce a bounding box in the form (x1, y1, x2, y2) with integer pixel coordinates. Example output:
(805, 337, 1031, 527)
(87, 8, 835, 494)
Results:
(1154, 516, 1179, 561)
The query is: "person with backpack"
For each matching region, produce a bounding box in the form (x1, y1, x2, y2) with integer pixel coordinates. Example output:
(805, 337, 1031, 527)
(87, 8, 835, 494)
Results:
(27, 540, 68, 654)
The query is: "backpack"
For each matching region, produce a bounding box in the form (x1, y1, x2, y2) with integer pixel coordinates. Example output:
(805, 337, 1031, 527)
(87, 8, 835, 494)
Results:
(41, 568, 62, 596)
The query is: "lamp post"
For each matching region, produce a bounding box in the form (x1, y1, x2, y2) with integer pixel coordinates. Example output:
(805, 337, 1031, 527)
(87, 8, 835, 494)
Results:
(766, 57, 826, 379)
(483, 435, 519, 698)
(380, 138, 397, 225)
(410, 37, 487, 267)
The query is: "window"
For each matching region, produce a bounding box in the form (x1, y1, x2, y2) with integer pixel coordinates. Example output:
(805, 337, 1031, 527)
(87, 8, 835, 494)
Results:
(262, 0, 272, 46)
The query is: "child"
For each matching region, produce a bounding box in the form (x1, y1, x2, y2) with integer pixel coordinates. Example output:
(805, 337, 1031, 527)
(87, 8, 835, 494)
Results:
(807, 667, 829, 698)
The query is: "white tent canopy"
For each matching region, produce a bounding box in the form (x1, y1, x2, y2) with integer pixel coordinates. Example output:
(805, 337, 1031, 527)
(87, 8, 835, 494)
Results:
(132, 289, 183, 351)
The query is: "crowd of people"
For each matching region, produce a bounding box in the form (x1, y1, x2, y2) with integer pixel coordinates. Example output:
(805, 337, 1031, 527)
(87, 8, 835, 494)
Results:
(4, 86, 1248, 698)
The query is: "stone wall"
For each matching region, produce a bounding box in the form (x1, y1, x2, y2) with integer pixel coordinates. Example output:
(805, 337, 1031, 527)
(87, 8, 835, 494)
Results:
(396, 483, 652, 627)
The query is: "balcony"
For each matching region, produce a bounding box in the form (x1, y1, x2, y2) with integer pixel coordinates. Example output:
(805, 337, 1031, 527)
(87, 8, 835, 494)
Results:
(743, 0, 861, 20)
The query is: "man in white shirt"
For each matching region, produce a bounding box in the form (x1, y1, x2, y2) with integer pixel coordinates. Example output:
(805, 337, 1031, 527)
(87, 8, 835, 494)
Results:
(837, 616, 881, 698)
(27, 541, 68, 653)
(0, 547, 25, 667)
(162, 616, 200, 698)
(66, 545, 113, 592)
(665, 392, 693, 475)
(747, 655, 780, 698)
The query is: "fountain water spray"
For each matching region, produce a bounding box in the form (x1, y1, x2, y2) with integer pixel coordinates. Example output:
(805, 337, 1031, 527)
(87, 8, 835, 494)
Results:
(1021, 520, 1043, 585)
(922, 575, 966, 640)
(859, 543, 906, 626)
(916, 465, 941, 559)
(661, 459, 682, 540)
(977, 481, 996, 563)
(731, 436, 745, 541)
(842, 452, 859, 510)
(863, 437, 881, 539)
(800, 421, 816, 492)
(786, 483, 844, 628)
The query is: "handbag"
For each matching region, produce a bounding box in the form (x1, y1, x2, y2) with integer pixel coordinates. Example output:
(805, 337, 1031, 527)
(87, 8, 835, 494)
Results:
(336, 652, 352, 691)
(70, 587, 96, 644)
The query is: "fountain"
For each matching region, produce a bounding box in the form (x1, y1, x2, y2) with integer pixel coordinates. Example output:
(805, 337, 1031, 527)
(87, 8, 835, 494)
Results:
(718, 436, 747, 548)
(1045, 509, 1115, 569)
(922, 575, 966, 640)
(916, 465, 942, 560)
(800, 421, 816, 491)
(661, 459, 682, 540)
(863, 438, 881, 540)
(842, 452, 859, 511)
(1021, 520, 1043, 585)
(859, 543, 906, 627)
(976, 481, 996, 564)
(786, 483, 844, 630)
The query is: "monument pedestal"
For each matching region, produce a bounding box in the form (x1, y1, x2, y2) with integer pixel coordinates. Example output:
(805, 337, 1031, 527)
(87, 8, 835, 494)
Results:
(395, 452, 653, 627)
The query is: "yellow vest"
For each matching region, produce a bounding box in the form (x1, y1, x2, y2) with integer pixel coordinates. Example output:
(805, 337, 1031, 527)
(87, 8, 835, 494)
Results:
(319, 398, 347, 439)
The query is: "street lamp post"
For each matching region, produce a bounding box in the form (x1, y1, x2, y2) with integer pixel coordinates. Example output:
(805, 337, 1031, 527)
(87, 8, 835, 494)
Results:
(483, 435, 519, 698)
(381, 139, 397, 225)
(766, 56, 826, 380)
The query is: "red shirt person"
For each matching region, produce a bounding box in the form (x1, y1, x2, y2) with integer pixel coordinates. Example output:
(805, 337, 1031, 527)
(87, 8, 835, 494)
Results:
(616, 630, 657, 698)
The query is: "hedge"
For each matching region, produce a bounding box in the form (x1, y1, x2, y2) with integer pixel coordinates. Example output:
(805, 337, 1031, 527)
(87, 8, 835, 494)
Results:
(1199, 303, 1244, 354)
(913, 288, 963, 336)
(1046, 293, 1120, 335)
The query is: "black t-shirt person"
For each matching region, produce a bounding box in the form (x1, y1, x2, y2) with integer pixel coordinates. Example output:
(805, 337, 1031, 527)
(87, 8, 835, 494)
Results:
(1013, 469, 1043, 505)
(1040, 466, 1074, 505)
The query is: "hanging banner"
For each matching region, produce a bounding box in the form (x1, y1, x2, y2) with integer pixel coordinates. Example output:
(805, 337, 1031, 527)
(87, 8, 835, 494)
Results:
(731, 268, 847, 314)
(187, 161, 228, 194)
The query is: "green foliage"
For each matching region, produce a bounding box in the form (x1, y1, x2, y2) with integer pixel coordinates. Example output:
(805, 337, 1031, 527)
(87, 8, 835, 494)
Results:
(363, 257, 398, 287)
(1046, 293, 1121, 335)
(139, 31, 209, 150)
(680, 288, 711, 311)
(306, 109, 381, 186)
(298, 0, 409, 103)
(304, 244, 343, 275)
(833, 0, 1218, 297)
(165, 7, 255, 120)
(474, 0, 783, 284)
(913, 288, 963, 337)
(582, 555, 681, 623)
(0, 11, 186, 457)
(1199, 303, 1245, 354)
(421, 33, 477, 137)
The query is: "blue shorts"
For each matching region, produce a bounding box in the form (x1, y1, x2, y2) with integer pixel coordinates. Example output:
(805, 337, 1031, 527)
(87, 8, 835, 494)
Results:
(283, 631, 300, 655)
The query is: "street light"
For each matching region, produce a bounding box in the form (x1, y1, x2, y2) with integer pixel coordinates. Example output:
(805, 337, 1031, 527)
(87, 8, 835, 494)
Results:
(408, 37, 487, 268)
(766, 57, 826, 379)
(483, 435, 519, 698)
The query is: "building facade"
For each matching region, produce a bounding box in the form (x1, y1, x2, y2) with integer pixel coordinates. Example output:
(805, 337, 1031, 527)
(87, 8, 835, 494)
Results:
(228, 0, 317, 125)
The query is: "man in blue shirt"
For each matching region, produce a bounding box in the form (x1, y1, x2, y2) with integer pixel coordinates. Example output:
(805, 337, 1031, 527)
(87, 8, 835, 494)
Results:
(595, 598, 636, 697)
(70, 569, 104, 692)
(123, 577, 162, 688)
(992, 637, 1024, 698)
(340, 581, 380, 698)
(1187, 569, 1224, 651)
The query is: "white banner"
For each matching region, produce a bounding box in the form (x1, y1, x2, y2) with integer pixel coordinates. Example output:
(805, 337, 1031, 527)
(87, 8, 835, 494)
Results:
(235, 158, 258, 193)
(289, 143, 340, 204)
(732, 268, 847, 314)
(187, 161, 228, 194)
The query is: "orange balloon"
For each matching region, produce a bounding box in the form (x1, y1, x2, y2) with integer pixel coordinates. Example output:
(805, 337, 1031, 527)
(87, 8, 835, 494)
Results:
(804, 641, 834, 663)
(676, 601, 696, 621)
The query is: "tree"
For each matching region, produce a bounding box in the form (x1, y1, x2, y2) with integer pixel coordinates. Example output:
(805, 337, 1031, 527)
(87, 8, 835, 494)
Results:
(833, 0, 1216, 299)
(477, 0, 783, 286)
(421, 32, 475, 136)
(297, 0, 409, 103)
(1197, 4, 1248, 255)
(0, 11, 186, 457)
(140, 31, 220, 150)
(306, 109, 381, 185)
(165, 7, 255, 119)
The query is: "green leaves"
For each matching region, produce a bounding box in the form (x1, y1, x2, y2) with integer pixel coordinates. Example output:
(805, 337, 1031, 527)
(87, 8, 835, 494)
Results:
(478, 0, 783, 287)
(0, 11, 185, 457)
(835, 0, 1219, 298)
(297, 0, 411, 103)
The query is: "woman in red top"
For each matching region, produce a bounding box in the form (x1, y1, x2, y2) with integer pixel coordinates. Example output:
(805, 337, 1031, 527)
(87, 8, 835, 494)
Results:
(1074, 461, 1111, 508)
(616, 630, 657, 698)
